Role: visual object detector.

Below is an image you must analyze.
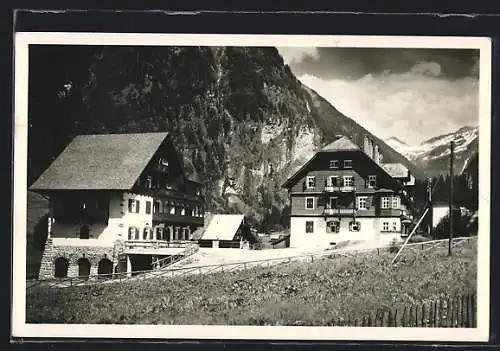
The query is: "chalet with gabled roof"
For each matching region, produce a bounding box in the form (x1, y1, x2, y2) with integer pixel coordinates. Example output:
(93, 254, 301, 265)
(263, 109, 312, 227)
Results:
(282, 135, 414, 249)
(30, 132, 204, 279)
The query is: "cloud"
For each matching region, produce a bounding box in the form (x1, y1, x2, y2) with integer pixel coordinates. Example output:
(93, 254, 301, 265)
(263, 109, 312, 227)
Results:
(278, 47, 480, 144)
(409, 61, 442, 77)
(280, 47, 479, 80)
(298, 72, 478, 145)
(277, 47, 319, 65)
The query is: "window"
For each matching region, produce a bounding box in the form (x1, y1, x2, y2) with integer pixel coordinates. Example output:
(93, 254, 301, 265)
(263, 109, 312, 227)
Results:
(326, 221, 340, 233)
(344, 159, 353, 169)
(306, 176, 316, 189)
(329, 160, 339, 169)
(327, 197, 338, 209)
(368, 175, 377, 188)
(392, 197, 400, 209)
(343, 176, 354, 187)
(357, 196, 368, 210)
(128, 199, 140, 213)
(155, 227, 163, 240)
(305, 197, 315, 210)
(159, 157, 169, 166)
(382, 222, 389, 231)
(392, 222, 398, 232)
(153, 201, 161, 213)
(79, 225, 90, 239)
(381, 197, 391, 209)
(328, 176, 338, 187)
(305, 221, 314, 233)
(143, 226, 153, 240)
(181, 208, 186, 216)
(145, 201, 152, 214)
(144, 176, 153, 189)
(349, 221, 361, 232)
(128, 227, 139, 240)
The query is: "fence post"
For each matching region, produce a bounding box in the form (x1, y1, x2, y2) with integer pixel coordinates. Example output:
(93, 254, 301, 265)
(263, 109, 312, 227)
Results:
(414, 305, 418, 327)
(402, 306, 407, 327)
(421, 303, 426, 327)
(461, 295, 465, 327)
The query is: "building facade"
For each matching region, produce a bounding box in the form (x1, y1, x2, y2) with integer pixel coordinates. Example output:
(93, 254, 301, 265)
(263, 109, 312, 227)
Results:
(30, 132, 204, 279)
(282, 135, 414, 249)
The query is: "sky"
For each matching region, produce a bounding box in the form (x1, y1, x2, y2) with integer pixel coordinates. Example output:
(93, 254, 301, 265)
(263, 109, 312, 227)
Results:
(277, 47, 479, 145)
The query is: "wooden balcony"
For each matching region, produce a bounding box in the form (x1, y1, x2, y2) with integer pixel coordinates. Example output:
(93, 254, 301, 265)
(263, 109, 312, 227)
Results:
(152, 212, 204, 225)
(323, 208, 356, 216)
(324, 185, 356, 193)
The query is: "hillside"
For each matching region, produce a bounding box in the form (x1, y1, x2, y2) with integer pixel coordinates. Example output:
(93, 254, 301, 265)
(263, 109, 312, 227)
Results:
(385, 126, 478, 177)
(26, 191, 49, 279)
(26, 240, 476, 325)
(28, 45, 421, 230)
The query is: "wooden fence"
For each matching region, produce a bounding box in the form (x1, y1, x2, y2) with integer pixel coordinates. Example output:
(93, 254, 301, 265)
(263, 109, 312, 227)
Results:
(334, 293, 476, 328)
(26, 236, 476, 290)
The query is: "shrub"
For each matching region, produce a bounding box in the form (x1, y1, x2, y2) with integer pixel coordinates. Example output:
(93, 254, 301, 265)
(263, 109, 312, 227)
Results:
(388, 238, 399, 253)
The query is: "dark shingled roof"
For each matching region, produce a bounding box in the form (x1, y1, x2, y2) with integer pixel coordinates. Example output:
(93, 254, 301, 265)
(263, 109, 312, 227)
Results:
(30, 132, 169, 191)
(321, 136, 360, 152)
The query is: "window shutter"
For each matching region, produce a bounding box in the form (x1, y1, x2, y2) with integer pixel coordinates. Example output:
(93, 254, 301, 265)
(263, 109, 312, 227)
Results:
(136, 200, 140, 213)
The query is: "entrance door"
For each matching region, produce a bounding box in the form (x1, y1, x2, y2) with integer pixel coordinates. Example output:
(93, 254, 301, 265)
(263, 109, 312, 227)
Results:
(77, 258, 91, 280)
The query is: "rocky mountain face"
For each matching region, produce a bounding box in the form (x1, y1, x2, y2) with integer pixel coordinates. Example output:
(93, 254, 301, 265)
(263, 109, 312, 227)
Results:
(28, 45, 420, 229)
(385, 126, 478, 177)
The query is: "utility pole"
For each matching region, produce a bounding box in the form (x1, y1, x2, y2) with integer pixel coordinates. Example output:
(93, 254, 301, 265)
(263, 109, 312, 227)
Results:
(427, 177, 432, 236)
(449, 141, 455, 256)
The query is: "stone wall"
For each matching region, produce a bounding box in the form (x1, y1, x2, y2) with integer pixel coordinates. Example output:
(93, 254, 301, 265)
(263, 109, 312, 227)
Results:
(38, 238, 121, 279)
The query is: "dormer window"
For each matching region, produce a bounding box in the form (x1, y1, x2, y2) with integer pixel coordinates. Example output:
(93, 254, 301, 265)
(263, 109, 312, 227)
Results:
(145, 176, 152, 189)
(344, 159, 353, 169)
(329, 160, 339, 169)
(306, 176, 316, 189)
(368, 175, 377, 188)
(159, 157, 169, 167)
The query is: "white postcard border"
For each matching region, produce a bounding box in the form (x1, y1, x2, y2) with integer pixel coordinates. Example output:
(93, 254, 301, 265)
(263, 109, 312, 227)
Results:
(12, 32, 492, 342)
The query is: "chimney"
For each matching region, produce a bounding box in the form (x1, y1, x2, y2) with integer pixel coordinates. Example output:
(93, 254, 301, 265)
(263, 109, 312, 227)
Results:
(373, 144, 380, 164)
(363, 135, 373, 158)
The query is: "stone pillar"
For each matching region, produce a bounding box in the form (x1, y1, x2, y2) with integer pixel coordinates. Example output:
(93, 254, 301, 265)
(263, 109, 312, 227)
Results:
(89, 262, 98, 281)
(67, 261, 79, 278)
(126, 255, 132, 277)
(168, 225, 174, 241)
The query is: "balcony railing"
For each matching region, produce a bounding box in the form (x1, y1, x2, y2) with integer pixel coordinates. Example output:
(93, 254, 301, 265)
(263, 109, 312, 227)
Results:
(124, 240, 193, 251)
(323, 208, 356, 216)
(324, 185, 356, 192)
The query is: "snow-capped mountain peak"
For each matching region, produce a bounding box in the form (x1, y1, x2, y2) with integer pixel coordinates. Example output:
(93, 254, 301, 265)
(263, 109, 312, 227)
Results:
(384, 126, 479, 176)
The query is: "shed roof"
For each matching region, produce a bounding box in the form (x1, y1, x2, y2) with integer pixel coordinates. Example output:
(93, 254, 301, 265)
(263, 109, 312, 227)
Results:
(30, 132, 169, 191)
(381, 163, 409, 178)
(201, 214, 245, 241)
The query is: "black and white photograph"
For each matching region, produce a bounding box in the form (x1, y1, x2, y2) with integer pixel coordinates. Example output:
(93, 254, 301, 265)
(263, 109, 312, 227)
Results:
(12, 33, 491, 341)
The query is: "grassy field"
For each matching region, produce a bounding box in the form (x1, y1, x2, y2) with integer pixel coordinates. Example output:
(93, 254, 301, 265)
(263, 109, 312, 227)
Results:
(26, 240, 476, 325)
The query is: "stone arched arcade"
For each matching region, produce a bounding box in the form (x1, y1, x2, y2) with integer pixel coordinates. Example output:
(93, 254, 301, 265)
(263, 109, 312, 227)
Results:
(38, 240, 117, 280)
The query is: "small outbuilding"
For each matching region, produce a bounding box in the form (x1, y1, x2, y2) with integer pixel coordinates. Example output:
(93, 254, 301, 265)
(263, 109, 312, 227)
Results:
(198, 214, 256, 249)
